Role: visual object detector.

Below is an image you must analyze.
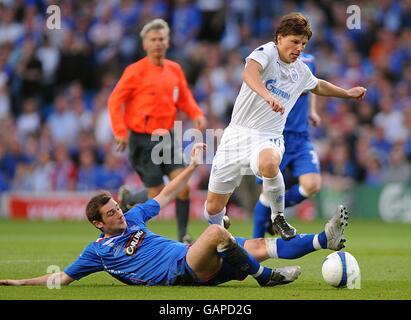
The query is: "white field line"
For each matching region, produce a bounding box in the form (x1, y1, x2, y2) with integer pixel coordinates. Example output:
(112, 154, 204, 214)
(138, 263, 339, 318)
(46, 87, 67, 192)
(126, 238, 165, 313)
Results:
(0, 259, 67, 264)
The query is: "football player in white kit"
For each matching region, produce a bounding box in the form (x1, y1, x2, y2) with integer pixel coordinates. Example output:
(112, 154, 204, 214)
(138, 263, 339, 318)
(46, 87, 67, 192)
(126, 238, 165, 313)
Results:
(204, 12, 366, 240)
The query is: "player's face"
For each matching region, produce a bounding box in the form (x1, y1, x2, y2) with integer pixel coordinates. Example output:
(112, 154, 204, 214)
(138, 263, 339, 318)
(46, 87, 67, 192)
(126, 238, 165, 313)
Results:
(276, 34, 308, 63)
(143, 28, 169, 60)
(99, 199, 127, 236)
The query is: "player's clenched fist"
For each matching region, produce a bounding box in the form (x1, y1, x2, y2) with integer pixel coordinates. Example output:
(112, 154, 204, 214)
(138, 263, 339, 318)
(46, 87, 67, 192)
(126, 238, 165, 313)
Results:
(347, 87, 367, 100)
(190, 143, 207, 167)
(265, 96, 285, 115)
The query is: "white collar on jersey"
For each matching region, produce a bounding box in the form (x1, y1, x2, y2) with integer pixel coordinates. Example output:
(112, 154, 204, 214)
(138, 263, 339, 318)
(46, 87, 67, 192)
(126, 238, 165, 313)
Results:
(277, 60, 299, 83)
(273, 43, 299, 82)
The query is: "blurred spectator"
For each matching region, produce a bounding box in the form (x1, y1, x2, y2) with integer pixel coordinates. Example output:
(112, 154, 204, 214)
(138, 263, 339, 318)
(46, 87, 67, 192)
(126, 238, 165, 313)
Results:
(0, 47, 11, 119)
(51, 143, 77, 191)
(0, 5, 24, 45)
(93, 89, 113, 148)
(357, 100, 375, 126)
(171, 0, 201, 53)
(72, 97, 93, 132)
(31, 150, 54, 192)
(36, 34, 60, 106)
(47, 93, 79, 147)
(96, 151, 125, 192)
(56, 30, 93, 90)
(362, 151, 384, 186)
(11, 38, 43, 115)
(76, 147, 99, 191)
(322, 140, 358, 190)
(16, 98, 40, 142)
(196, 0, 225, 42)
(11, 161, 34, 191)
(369, 125, 393, 167)
(373, 96, 407, 144)
(381, 141, 411, 184)
(89, 4, 123, 66)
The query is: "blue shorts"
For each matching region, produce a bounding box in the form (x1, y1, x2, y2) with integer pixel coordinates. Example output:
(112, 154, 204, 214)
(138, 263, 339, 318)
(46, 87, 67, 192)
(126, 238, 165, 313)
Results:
(169, 237, 248, 286)
(256, 132, 320, 185)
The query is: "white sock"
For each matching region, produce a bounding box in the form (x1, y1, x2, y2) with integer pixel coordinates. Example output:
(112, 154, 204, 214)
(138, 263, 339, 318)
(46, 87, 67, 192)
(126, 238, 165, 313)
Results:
(299, 185, 309, 197)
(262, 172, 285, 222)
(259, 193, 270, 208)
(265, 238, 278, 258)
(312, 234, 322, 250)
(204, 201, 226, 225)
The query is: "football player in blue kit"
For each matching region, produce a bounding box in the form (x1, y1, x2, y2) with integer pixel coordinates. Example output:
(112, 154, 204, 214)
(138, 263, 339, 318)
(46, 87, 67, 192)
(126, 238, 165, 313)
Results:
(0, 143, 348, 287)
(253, 53, 321, 238)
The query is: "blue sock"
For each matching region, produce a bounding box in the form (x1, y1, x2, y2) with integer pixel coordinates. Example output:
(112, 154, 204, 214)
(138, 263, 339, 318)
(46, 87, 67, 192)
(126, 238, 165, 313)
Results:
(317, 231, 327, 249)
(253, 200, 271, 238)
(217, 241, 272, 285)
(285, 184, 307, 208)
(276, 234, 317, 259)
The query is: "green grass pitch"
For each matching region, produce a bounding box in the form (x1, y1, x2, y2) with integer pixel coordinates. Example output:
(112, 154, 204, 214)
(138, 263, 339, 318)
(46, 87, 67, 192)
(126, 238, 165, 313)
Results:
(0, 217, 410, 300)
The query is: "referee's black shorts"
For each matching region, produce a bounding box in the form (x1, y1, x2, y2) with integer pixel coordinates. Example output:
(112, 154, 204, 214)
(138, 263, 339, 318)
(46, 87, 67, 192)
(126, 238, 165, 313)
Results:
(128, 130, 186, 188)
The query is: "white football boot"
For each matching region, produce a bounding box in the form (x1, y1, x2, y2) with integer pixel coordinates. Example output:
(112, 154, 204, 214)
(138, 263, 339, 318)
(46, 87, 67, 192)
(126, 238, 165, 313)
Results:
(325, 205, 349, 251)
(261, 266, 302, 287)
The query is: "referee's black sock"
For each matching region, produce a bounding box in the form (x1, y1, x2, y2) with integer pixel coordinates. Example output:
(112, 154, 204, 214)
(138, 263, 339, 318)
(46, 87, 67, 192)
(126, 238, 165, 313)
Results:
(121, 189, 148, 213)
(129, 189, 149, 204)
(176, 198, 190, 242)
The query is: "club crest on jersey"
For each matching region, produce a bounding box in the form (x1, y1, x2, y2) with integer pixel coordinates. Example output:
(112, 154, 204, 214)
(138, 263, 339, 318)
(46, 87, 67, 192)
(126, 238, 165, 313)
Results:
(290, 68, 299, 82)
(124, 230, 145, 256)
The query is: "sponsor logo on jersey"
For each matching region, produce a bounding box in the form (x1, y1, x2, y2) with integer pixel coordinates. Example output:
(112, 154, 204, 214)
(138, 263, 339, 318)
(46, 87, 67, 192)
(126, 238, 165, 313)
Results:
(265, 79, 291, 100)
(124, 230, 145, 256)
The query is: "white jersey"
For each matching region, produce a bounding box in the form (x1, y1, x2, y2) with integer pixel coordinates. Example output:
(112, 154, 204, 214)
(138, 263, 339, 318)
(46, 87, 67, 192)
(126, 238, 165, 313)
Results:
(230, 41, 318, 136)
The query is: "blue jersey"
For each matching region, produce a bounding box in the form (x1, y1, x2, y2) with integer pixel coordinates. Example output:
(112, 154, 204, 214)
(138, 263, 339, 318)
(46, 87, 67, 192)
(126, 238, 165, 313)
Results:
(64, 199, 189, 286)
(284, 53, 316, 134)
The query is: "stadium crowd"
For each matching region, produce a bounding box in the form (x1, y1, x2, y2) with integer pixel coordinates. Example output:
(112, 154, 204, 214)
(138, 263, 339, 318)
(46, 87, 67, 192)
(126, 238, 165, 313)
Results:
(0, 0, 410, 201)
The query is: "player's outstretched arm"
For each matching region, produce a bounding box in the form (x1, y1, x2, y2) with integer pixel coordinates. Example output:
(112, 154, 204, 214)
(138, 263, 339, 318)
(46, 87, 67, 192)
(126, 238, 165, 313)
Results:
(154, 143, 206, 208)
(308, 93, 321, 127)
(0, 272, 74, 286)
(311, 79, 366, 100)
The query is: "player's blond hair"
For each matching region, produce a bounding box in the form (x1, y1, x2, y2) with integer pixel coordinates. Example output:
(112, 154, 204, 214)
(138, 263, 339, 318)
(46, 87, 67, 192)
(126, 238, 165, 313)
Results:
(140, 18, 170, 39)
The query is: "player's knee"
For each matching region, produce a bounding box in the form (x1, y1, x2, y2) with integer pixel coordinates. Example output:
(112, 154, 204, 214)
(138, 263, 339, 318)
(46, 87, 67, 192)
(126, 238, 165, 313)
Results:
(259, 162, 279, 177)
(206, 224, 232, 246)
(301, 178, 321, 197)
(206, 199, 225, 215)
(258, 153, 280, 177)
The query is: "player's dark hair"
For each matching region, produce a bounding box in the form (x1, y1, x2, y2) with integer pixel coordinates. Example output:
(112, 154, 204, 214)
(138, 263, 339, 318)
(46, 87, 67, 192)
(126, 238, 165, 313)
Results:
(85, 191, 112, 224)
(275, 12, 312, 43)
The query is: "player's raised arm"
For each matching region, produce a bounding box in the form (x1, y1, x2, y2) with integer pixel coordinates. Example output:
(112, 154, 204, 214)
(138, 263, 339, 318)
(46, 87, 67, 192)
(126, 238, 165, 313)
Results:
(311, 79, 366, 100)
(0, 272, 74, 286)
(154, 143, 206, 208)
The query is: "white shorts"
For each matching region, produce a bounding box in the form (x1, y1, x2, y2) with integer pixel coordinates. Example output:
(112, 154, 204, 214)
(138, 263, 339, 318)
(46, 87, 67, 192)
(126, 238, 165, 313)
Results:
(208, 124, 285, 194)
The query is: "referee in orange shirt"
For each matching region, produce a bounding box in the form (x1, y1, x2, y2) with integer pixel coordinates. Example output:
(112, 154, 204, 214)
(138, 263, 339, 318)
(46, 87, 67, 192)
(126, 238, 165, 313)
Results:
(108, 19, 207, 243)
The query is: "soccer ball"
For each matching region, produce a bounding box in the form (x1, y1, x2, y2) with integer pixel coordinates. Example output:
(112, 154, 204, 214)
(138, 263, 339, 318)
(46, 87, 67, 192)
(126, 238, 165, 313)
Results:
(321, 251, 361, 289)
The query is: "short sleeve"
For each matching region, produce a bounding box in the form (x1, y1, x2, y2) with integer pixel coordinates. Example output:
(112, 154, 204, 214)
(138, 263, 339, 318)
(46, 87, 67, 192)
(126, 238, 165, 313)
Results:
(302, 63, 318, 91)
(64, 244, 104, 280)
(246, 42, 276, 70)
